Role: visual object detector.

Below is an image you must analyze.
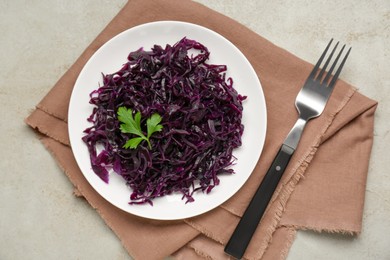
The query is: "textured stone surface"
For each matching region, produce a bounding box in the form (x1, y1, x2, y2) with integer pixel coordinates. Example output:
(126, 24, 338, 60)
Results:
(1, 0, 388, 259)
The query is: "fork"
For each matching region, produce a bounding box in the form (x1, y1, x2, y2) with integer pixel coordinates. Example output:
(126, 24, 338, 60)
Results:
(224, 39, 351, 259)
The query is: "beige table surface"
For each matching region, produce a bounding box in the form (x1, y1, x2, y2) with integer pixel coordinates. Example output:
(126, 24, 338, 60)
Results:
(1, 1, 389, 259)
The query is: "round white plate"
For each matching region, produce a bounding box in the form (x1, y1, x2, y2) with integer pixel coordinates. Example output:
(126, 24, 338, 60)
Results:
(68, 21, 266, 220)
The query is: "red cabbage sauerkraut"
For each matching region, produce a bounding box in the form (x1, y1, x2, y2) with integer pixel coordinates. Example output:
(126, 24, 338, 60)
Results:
(82, 37, 246, 205)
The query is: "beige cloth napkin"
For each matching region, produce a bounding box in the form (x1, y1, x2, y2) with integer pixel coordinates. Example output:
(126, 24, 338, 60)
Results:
(25, 0, 378, 259)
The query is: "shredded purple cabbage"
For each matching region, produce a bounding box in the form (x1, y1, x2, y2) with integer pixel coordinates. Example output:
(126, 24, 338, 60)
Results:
(82, 37, 246, 205)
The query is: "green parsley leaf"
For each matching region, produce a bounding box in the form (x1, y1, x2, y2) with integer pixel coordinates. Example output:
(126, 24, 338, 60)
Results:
(123, 137, 144, 149)
(147, 113, 163, 139)
(117, 106, 163, 149)
(117, 107, 143, 136)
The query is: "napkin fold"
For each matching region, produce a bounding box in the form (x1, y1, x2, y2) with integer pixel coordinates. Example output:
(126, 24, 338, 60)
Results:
(25, 0, 378, 259)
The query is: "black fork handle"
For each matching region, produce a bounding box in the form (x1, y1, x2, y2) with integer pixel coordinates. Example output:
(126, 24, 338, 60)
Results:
(224, 144, 294, 259)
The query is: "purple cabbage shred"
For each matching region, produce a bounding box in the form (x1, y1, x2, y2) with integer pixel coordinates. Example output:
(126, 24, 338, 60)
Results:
(82, 37, 247, 205)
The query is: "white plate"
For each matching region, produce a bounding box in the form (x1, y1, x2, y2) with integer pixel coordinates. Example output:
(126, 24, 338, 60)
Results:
(68, 21, 266, 220)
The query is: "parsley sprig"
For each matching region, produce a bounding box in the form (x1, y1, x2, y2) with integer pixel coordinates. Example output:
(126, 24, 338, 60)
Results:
(117, 106, 163, 149)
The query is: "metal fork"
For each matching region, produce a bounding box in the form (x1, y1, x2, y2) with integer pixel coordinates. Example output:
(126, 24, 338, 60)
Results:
(224, 39, 351, 259)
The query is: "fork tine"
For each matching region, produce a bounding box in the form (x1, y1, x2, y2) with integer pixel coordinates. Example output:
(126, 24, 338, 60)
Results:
(317, 41, 339, 81)
(323, 44, 345, 84)
(327, 46, 352, 88)
(308, 39, 333, 79)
